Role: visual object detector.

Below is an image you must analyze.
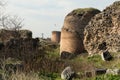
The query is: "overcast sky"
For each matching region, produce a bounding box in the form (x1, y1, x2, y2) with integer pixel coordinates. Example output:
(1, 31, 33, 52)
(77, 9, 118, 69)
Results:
(4, 0, 117, 38)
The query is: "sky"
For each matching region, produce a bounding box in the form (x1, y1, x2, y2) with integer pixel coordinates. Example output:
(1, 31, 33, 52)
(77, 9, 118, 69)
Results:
(3, 0, 118, 38)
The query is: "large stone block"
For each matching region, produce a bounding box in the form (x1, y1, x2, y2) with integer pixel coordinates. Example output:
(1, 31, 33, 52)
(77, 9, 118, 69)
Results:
(61, 66, 75, 80)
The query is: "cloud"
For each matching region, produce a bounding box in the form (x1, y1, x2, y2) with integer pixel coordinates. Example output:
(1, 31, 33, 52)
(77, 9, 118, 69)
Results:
(4, 0, 117, 38)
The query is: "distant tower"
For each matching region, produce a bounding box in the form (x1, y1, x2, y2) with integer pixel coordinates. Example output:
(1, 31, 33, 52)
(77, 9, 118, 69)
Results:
(51, 31, 61, 43)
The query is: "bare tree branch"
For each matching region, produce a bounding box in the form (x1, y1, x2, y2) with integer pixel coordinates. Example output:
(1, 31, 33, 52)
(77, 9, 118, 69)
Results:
(0, 0, 23, 31)
(0, 0, 6, 8)
(0, 15, 24, 31)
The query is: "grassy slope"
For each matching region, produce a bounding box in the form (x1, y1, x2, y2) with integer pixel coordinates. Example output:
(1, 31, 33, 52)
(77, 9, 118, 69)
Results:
(44, 44, 120, 80)
(1, 41, 120, 80)
(30, 43, 120, 80)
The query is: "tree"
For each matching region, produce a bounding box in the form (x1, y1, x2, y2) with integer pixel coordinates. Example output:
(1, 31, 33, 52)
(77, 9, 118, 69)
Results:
(0, 0, 24, 39)
(0, 0, 24, 31)
(0, 15, 24, 31)
(0, 0, 5, 7)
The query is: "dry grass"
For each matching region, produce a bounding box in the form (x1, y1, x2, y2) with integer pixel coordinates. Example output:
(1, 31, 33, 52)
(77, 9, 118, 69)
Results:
(9, 72, 40, 80)
(0, 39, 120, 80)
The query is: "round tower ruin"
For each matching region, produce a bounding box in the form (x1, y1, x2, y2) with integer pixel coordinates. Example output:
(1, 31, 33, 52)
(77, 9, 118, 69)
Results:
(51, 31, 61, 43)
(60, 8, 100, 58)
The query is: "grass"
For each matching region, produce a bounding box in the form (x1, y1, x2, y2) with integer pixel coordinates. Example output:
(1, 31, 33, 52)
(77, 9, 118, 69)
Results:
(44, 46, 120, 80)
(88, 74, 120, 80)
(38, 72, 61, 80)
(1, 51, 120, 80)
(9, 72, 40, 80)
(0, 40, 120, 80)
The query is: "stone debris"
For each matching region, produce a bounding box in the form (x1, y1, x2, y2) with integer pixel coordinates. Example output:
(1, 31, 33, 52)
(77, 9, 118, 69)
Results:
(84, 68, 120, 78)
(101, 50, 113, 61)
(85, 71, 94, 77)
(85, 68, 106, 77)
(95, 68, 107, 75)
(61, 66, 75, 80)
(106, 68, 120, 75)
(60, 51, 75, 59)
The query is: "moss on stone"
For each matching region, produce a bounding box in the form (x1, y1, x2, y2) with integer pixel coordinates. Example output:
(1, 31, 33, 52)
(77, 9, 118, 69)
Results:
(71, 8, 100, 16)
(19, 30, 32, 38)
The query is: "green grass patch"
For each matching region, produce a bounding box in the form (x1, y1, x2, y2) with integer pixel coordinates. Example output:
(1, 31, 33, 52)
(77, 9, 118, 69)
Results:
(88, 74, 120, 80)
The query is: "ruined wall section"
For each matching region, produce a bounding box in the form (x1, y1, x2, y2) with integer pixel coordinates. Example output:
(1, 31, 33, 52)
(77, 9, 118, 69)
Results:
(84, 1, 120, 54)
(0, 29, 32, 43)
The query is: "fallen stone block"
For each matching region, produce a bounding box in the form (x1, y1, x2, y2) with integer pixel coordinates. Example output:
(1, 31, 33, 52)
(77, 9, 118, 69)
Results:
(106, 68, 120, 75)
(101, 50, 112, 61)
(95, 68, 107, 75)
(61, 66, 75, 80)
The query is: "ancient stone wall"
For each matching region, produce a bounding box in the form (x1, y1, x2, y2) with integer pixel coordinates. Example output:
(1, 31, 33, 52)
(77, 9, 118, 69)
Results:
(60, 8, 100, 57)
(0, 29, 32, 43)
(19, 30, 32, 38)
(84, 1, 120, 55)
(51, 31, 61, 43)
(0, 37, 39, 59)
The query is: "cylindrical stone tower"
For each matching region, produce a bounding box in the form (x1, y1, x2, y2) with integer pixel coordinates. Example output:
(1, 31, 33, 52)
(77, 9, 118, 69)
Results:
(51, 31, 61, 43)
(60, 8, 100, 58)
